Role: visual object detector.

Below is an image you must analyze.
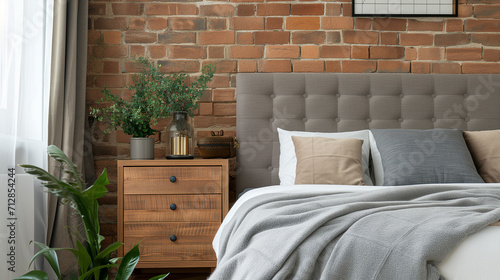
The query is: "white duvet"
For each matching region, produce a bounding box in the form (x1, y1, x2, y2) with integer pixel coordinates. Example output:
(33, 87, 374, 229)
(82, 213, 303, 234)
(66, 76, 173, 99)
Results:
(213, 184, 500, 280)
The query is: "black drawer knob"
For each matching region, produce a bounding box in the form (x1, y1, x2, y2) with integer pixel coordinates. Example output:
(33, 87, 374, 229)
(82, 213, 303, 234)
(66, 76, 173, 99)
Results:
(170, 235, 177, 242)
(170, 203, 177, 210)
(170, 176, 176, 183)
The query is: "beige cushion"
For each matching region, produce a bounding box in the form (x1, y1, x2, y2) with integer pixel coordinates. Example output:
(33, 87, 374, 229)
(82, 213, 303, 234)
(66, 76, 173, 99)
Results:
(292, 136, 365, 185)
(463, 130, 500, 183)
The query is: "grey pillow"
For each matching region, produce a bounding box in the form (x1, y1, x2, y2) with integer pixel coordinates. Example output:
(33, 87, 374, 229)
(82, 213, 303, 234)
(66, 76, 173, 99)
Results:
(370, 129, 484, 186)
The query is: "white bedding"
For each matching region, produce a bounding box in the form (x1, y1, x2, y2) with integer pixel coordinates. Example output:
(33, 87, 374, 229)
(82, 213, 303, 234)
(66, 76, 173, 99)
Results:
(213, 184, 500, 280)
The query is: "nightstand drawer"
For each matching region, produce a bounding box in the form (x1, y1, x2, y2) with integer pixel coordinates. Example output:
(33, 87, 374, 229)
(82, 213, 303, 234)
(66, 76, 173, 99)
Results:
(124, 166, 222, 194)
(123, 222, 218, 262)
(118, 159, 229, 269)
(124, 194, 222, 222)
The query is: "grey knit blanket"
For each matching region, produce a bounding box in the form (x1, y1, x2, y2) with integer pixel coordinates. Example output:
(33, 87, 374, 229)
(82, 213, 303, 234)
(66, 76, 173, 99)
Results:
(209, 185, 500, 280)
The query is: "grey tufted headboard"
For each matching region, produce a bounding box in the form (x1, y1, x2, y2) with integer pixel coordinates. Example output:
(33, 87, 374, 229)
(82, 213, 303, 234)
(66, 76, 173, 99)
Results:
(236, 73, 500, 194)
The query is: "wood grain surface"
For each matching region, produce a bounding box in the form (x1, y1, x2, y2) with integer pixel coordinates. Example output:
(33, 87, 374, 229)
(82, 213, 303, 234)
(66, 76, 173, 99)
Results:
(124, 194, 222, 222)
(117, 159, 229, 270)
(123, 222, 219, 262)
(124, 166, 222, 194)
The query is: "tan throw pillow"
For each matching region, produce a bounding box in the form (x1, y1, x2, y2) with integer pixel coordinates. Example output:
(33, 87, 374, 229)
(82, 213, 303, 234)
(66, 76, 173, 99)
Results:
(291, 136, 365, 185)
(463, 130, 500, 183)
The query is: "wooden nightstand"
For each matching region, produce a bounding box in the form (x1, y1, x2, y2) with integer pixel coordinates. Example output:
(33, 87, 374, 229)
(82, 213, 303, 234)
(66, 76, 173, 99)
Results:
(117, 159, 229, 269)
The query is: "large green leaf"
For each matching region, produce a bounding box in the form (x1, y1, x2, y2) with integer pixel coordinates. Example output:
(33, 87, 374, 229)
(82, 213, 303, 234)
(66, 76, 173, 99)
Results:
(24, 147, 100, 247)
(78, 264, 116, 280)
(19, 164, 77, 196)
(19, 164, 87, 224)
(30, 241, 76, 279)
(78, 202, 101, 258)
(46, 145, 86, 189)
(88, 240, 121, 280)
(20, 162, 101, 258)
(92, 241, 123, 279)
(81, 169, 110, 258)
(13, 270, 49, 280)
(75, 240, 92, 276)
(94, 241, 122, 264)
(83, 168, 108, 201)
(115, 243, 141, 280)
(148, 273, 170, 280)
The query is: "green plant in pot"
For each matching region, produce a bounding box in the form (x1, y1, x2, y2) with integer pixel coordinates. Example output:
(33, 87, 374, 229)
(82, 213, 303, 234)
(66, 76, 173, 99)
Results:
(162, 63, 216, 159)
(15, 145, 168, 280)
(90, 57, 168, 160)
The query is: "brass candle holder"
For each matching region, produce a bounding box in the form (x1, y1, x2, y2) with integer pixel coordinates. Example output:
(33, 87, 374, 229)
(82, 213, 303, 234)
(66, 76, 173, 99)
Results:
(170, 134, 191, 156)
(166, 112, 194, 159)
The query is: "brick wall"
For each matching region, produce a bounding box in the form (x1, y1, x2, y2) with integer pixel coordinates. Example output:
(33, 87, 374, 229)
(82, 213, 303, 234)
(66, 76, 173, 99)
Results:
(87, 0, 500, 247)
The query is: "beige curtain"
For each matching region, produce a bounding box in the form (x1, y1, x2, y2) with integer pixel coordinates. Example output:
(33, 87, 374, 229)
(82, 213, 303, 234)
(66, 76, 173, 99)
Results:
(48, 0, 94, 278)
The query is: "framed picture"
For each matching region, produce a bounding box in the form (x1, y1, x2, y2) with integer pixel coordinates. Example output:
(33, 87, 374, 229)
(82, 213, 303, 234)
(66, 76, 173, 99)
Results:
(352, 0, 458, 17)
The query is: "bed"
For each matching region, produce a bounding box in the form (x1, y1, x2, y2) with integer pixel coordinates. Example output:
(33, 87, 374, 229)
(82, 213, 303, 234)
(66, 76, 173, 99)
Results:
(210, 73, 500, 280)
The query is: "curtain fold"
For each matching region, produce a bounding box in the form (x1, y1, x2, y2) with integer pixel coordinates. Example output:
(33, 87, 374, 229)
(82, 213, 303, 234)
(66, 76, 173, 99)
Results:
(0, 0, 53, 278)
(48, 0, 94, 277)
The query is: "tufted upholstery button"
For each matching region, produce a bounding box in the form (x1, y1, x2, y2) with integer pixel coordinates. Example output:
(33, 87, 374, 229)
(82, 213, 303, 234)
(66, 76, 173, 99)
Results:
(303, 93, 308, 98)
(465, 117, 470, 122)
(431, 118, 436, 122)
(367, 118, 372, 123)
(268, 166, 273, 171)
(398, 118, 403, 122)
(303, 118, 308, 122)
(335, 118, 340, 123)
(399, 94, 404, 98)
(431, 94, 436, 98)
(367, 94, 372, 99)
(269, 118, 274, 122)
(270, 94, 276, 99)
(336, 94, 340, 98)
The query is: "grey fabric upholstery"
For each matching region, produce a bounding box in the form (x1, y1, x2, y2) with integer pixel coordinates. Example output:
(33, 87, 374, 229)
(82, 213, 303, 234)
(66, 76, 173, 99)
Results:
(370, 129, 484, 186)
(236, 73, 500, 194)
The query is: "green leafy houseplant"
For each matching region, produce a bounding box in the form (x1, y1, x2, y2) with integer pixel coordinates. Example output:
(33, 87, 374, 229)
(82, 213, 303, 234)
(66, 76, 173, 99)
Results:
(161, 63, 216, 117)
(90, 57, 166, 138)
(159, 61, 216, 159)
(15, 145, 168, 280)
(90, 57, 217, 137)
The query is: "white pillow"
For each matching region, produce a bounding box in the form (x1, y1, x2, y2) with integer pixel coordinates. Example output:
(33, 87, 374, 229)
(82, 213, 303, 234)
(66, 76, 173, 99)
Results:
(277, 128, 373, 186)
(369, 130, 384, 186)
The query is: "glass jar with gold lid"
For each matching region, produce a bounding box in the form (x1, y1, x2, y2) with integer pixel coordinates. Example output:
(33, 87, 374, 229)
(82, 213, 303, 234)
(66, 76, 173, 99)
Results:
(165, 111, 194, 159)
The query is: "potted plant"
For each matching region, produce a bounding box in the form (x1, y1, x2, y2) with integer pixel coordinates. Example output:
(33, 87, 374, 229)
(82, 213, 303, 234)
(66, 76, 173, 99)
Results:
(90, 57, 168, 160)
(91, 58, 216, 160)
(15, 145, 168, 280)
(162, 64, 216, 159)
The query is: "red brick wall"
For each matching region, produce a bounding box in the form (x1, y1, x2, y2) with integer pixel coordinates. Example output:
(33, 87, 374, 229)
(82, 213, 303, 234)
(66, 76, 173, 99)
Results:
(87, 0, 500, 247)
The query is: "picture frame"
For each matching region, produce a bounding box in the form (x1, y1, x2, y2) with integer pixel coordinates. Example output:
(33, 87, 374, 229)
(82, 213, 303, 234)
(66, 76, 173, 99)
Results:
(352, 0, 458, 17)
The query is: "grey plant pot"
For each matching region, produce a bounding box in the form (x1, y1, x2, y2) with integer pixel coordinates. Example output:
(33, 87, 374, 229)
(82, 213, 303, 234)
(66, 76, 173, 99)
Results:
(130, 137, 154, 160)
